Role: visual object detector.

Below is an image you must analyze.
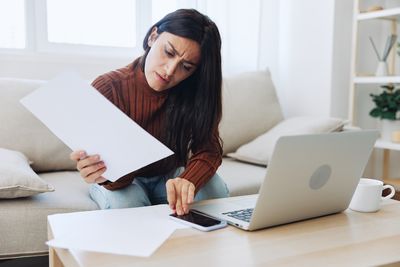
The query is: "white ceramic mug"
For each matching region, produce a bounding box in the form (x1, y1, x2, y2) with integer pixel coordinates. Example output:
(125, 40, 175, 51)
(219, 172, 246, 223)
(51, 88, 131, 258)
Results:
(349, 178, 395, 212)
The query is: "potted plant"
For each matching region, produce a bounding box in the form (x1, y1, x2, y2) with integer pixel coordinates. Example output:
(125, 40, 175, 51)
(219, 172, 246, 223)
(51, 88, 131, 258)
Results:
(369, 84, 400, 141)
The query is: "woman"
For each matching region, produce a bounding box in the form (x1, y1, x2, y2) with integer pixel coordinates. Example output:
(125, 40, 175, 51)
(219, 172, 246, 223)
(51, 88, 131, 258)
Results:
(70, 9, 229, 215)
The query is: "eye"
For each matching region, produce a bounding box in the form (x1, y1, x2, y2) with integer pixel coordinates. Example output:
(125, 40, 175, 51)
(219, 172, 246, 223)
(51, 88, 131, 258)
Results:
(182, 64, 192, 72)
(164, 48, 174, 57)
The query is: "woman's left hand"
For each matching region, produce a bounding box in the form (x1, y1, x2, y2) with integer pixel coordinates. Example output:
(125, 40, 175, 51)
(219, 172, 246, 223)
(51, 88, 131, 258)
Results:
(166, 177, 195, 215)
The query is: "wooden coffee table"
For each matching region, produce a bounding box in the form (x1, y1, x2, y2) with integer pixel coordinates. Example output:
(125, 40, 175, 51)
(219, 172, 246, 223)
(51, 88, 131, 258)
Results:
(49, 199, 400, 267)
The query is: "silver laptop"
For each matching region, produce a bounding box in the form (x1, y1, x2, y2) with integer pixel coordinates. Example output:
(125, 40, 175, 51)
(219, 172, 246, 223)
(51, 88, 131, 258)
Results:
(192, 130, 379, 231)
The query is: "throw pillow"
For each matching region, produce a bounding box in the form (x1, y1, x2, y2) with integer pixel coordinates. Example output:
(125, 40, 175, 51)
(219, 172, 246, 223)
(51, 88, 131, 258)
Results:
(227, 116, 345, 166)
(0, 78, 76, 172)
(219, 69, 284, 155)
(0, 148, 55, 198)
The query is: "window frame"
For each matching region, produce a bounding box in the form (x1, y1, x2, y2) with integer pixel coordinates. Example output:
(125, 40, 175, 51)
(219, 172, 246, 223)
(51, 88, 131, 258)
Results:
(36, 0, 150, 57)
(0, 0, 154, 58)
(0, 0, 28, 52)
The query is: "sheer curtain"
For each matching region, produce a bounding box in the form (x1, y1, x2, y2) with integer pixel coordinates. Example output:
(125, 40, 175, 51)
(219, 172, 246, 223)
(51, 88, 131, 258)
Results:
(196, 0, 263, 74)
(162, 0, 264, 75)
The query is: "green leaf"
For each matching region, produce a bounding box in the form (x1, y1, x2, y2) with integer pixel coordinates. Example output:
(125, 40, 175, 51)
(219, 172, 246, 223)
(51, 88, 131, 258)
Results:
(382, 111, 396, 120)
(369, 108, 381, 118)
(370, 84, 400, 119)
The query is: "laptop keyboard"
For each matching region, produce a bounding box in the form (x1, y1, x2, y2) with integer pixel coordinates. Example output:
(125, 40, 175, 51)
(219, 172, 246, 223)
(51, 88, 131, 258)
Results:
(222, 208, 254, 222)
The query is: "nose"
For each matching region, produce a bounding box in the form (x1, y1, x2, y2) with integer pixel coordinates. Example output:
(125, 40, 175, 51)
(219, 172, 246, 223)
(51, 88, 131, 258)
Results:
(165, 60, 179, 77)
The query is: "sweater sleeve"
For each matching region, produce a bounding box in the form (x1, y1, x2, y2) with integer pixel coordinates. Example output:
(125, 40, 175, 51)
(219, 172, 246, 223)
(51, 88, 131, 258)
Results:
(102, 172, 135, 191)
(179, 128, 223, 194)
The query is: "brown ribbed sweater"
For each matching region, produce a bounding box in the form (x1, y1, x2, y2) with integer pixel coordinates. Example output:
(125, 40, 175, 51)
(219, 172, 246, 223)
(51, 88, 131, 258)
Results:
(91, 58, 222, 193)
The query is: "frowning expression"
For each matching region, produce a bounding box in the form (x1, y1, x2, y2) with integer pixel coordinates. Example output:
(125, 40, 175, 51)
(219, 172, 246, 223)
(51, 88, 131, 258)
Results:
(144, 29, 201, 91)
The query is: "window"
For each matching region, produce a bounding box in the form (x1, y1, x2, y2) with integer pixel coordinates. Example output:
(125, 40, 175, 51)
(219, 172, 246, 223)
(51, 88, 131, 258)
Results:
(46, 0, 136, 48)
(151, 0, 177, 24)
(0, 0, 198, 56)
(0, 0, 25, 49)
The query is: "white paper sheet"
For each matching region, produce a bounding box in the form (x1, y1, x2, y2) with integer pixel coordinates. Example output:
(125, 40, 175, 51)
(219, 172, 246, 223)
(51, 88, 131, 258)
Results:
(20, 72, 173, 182)
(47, 205, 188, 257)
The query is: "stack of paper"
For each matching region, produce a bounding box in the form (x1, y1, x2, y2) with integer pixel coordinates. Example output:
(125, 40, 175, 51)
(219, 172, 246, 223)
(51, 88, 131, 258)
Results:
(47, 204, 188, 257)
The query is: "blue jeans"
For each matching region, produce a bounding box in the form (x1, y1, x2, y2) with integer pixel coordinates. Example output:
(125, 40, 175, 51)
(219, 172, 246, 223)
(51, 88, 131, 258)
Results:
(89, 167, 230, 209)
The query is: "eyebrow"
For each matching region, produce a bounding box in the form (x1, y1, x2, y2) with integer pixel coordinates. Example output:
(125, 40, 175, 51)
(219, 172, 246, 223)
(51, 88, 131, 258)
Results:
(167, 41, 197, 66)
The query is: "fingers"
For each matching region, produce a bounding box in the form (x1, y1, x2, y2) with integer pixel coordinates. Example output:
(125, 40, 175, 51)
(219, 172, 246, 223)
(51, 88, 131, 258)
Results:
(175, 194, 183, 216)
(166, 178, 195, 215)
(168, 178, 183, 215)
(70, 150, 86, 162)
(166, 180, 176, 212)
(81, 167, 107, 184)
(80, 161, 106, 179)
(181, 183, 189, 214)
(83, 167, 107, 184)
(78, 151, 87, 160)
(182, 183, 195, 214)
(71, 151, 107, 184)
(187, 183, 195, 204)
(94, 176, 107, 184)
(77, 154, 101, 171)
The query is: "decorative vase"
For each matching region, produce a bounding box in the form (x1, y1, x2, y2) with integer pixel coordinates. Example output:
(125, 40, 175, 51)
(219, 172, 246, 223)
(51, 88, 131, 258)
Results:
(375, 61, 388, 76)
(380, 119, 400, 141)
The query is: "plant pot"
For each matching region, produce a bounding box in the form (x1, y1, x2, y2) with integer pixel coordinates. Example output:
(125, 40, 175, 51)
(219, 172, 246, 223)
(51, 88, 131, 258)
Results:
(380, 119, 400, 141)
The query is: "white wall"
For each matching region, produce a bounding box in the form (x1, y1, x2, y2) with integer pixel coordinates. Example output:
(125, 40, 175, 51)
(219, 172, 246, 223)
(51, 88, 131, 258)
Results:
(199, 0, 261, 75)
(258, 0, 280, 83)
(330, 0, 354, 119)
(258, 0, 353, 119)
(280, 0, 335, 118)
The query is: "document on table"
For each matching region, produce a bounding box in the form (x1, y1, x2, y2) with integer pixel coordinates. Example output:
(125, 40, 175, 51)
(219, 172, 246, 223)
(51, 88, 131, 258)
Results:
(20, 72, 173, 182)
(47, 204, 188, 257)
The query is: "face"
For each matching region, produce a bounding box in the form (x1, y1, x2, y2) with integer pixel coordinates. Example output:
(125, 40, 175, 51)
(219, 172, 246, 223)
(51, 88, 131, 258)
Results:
(144, 29, 201, 91)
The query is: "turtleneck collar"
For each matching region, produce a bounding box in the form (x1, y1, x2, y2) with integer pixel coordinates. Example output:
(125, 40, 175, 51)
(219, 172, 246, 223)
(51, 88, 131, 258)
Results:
(133, 58, 170, 98)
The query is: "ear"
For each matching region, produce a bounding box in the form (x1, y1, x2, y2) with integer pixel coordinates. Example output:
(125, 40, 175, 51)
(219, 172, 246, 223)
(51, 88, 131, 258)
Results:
(147, 27, 159, 47)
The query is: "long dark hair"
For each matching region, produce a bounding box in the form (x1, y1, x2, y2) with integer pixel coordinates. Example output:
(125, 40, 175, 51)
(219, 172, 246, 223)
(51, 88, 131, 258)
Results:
(141, 9, 222, 166)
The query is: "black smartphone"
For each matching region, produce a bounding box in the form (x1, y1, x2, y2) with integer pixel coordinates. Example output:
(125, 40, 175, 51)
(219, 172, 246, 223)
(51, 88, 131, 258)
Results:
(169, 210, 227, 231)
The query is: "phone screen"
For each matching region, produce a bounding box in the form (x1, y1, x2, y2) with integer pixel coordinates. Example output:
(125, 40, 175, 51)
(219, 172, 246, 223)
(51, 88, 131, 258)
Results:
(170, 210, 222, 227)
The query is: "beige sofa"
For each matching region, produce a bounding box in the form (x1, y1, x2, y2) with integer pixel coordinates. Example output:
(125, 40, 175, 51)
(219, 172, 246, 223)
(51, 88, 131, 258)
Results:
(0, 70, 344, 259)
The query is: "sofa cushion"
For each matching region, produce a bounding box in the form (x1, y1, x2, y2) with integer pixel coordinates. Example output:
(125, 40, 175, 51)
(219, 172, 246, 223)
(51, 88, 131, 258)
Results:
(217, 158, 265, 197)
(219, 69, 284, 155)
(0, 78, 76, 172)
(0, 148, 54, 198)
(228, 116, 345, 166)
(0, 171, 97, 258)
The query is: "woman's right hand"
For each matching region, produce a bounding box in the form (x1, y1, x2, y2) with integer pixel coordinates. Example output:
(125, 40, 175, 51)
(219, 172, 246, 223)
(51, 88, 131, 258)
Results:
(70, 150, 107, 184)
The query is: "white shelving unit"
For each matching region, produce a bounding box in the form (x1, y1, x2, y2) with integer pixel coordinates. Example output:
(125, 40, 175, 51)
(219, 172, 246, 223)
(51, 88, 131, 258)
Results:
(354, 76, 400, 83)
(349, 3, 400, 125)
(349, 1, 400, 187)
(357, 6, 400, 20)
(375, 139, 400, 188)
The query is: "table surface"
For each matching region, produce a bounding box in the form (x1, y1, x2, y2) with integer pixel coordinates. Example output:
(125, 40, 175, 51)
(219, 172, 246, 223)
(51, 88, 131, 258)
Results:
(48, 199, 400, 267)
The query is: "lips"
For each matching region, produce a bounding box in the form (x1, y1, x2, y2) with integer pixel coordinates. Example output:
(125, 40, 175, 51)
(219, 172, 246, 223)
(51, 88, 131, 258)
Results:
(156, 72, 169, 84)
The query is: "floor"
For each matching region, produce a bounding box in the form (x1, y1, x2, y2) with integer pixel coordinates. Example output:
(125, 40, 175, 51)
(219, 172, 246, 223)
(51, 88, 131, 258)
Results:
(0, 256, 48, 267)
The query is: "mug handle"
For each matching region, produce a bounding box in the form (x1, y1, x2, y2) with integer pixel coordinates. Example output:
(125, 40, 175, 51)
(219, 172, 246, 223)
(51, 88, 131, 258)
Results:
(382, 184, 396, 200)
